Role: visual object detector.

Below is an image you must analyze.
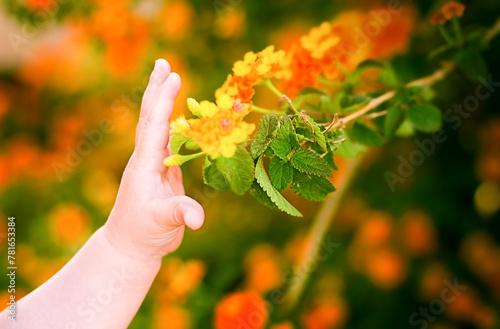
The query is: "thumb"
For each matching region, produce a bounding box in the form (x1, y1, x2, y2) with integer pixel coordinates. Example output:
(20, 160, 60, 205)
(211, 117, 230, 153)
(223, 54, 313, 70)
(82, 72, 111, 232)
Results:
(152, 195, 205, 231)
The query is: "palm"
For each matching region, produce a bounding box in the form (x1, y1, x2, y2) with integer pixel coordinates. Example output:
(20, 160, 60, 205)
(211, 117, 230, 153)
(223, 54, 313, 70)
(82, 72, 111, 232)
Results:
(104, 60, 204, 261)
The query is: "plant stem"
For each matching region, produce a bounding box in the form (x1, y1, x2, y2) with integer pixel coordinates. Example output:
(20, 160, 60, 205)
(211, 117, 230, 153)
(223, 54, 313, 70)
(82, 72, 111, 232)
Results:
(181, 152, 205, 164)
(452, 16, 463, 48)
(323, 61, 455, 130)
(262, 79, 284, 98)
(318, 76, 343, 87)
(438, 25, 455, 46)
(251, 105, 286, 115)
(283, 156, 362, 311)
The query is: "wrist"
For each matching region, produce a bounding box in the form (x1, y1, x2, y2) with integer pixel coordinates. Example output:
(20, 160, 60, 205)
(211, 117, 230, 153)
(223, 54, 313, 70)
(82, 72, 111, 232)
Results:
(99, 225, 163, 270)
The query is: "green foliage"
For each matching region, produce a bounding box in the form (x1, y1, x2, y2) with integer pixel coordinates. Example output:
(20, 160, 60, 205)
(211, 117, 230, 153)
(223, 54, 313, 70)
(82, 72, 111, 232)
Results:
(249, 180, 278, 210)
(254, 156, 302, 216)
(211, 147, 254, 195)
(270, 116, 300, 160)
(351, 122, 384, 147)
(291, 150, 332, 177)
(251, 114, 279, 159)
(170, 135, 190, 154)
(268, 156, 293, 192)
(455, 50, 488, 82)
(407, 104, 442, 133)
(291, 170, 336, 202)
(203, 157, 230, 191)
(384, 106, 406, 138)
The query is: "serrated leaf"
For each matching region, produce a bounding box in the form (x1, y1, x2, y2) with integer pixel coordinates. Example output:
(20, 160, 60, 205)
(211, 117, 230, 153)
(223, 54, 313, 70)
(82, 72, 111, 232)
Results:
(455, 50, 488, 82)
(277, 116, 300, 150)
(295, 115, 327, 151)
(395, 119, 415, 137)
(335, 139, 367, 158)
(292, 170, 336, 202)
(170, 135, 190, 154)
(325, 130, 346, 152)
(255, 156, 302, 217)
(215, 147, 254, 195)
(384, 106, 406, 138)
(270, 139, 291, 160)
(203, 157, 230, 191)
(250, 180, 279, 210)
(270, 116, 300, 159)
(407, 104, 442, 133)
(291, 150, 332, 177)
(251, 114, 279, 158)
(269, 157, 293, 192)
(351, 122, 384, 146)
(299, 87, 328, 96)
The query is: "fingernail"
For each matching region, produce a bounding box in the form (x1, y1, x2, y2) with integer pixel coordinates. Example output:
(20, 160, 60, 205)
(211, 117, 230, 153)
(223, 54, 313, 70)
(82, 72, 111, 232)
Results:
(185, 210, 202, 230)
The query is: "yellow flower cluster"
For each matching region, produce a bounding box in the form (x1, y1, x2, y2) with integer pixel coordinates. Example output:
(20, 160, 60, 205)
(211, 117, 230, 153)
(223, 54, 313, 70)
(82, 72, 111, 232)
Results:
(170, 95, 255, 158)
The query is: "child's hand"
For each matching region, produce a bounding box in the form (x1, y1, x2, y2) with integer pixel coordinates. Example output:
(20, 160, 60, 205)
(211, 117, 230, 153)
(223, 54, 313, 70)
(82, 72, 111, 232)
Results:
(103, 59, 205, 263)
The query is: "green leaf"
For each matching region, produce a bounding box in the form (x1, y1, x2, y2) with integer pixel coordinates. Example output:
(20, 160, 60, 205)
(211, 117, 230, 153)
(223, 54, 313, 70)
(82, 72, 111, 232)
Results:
(255, 156, 302, 217)
(203, 157, 230, 191)
(270, 116, 300, 159)
(270, 139, 291, 160)
(325, 130, 346, 152)
(324, 151, 337, 170)
(356, 59, 385, 72)
(269, 157, 293, 192)
(351, 122, 384, 146)
(291, 150, 332, 177)
(395, 119, 415, 137)
(215, 147, 254, 195)
(292, 170, 336, 202)
(384, 106, 406, 138)
(170, 135, 190, 154)
(250, 180, 278, 210)
(455, 50, 488, 82)
(340, 94, 370, 113)
(185, 138, 199, 150)
(407, 104, 442, 133)
(319, 95, 335, 114)
(251, 114, 279, 158)
(335, 139, 366, 158)
(299, 87, 328, 96)
(295, 115, 327, 151)
(380, 67, 398, 87)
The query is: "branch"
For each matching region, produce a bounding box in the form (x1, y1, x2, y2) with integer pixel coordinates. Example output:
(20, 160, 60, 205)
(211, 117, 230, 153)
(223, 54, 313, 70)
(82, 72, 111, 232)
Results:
(283, 156, 362, 311)
(324, 61, 455, 130)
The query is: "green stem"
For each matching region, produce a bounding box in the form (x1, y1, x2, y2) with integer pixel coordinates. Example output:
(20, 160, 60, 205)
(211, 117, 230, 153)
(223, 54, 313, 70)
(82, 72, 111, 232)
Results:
(181, 152, 205, 164)
(318, 76, 343, 87)
(262, 79, 284, 98)
(438, 25, 455, 46)
(452, 16, 463, 48)
(251, 105, 286, 115)
(282, 156, 362, 312)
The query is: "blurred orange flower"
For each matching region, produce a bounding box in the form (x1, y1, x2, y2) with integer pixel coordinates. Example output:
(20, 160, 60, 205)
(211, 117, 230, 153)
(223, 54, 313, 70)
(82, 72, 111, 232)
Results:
(365, 248, 407, 289)
(48, 203, 92, 247)
(401, 211, 437, 256)
(244, 244, 283, 294)
(214, 292, 267, 329)
(441, 2, 465, 19)
(270, 322, 295, 329)
(301, 296, 347, 329)
(154, 305, 191, 329)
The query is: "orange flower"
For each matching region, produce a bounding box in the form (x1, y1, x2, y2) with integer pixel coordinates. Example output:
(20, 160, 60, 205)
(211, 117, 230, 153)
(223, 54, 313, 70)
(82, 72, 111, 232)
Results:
(214, 292, 267, 329)
(401, 211, 437, 256)
(49, 203, 92, 246)
(365, 248, 407, 289)
(429, 11, 447, 26)
(270, 322, 294, 329)
(301, 296, 347, 329)
(215, 46, 289, 104)
(244, 244, 283, 294)
(279, 9, 414, 97)
(441, 1, 465, 19)
(154, 305, 191, 329)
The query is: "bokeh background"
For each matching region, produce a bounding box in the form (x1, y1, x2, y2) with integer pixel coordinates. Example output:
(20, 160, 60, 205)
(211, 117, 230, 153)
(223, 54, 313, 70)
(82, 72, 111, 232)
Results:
(1, 0, 500, 328)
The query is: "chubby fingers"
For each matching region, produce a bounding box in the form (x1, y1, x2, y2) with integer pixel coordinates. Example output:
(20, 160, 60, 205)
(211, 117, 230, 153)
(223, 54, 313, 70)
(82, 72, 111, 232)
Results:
(134, 72, 182, 171)
(136, 59, 171, 145)
(152, 195, 205, 232)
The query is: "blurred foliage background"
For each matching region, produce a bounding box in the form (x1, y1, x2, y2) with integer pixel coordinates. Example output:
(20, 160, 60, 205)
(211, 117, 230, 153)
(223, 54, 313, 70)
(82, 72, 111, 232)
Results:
(0, 0, 500, 328)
